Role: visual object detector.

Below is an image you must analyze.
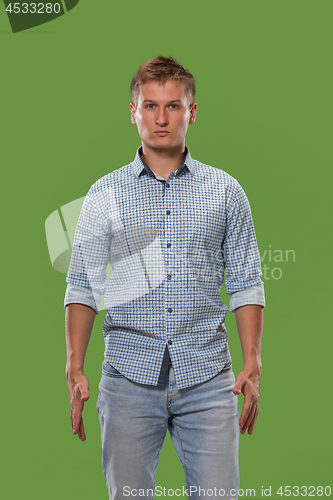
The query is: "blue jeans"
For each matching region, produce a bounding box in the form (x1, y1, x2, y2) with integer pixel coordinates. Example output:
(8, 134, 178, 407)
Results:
(96, 360, 239, 500)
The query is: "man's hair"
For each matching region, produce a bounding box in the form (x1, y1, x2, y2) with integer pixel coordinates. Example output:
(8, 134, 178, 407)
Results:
(130, 56, 196, 106)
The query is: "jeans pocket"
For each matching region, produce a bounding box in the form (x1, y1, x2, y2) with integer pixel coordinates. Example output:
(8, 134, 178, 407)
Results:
(102, 359, 124, 378)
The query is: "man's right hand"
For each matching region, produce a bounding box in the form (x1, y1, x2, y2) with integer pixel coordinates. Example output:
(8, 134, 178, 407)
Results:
(66, 369, 90, 441)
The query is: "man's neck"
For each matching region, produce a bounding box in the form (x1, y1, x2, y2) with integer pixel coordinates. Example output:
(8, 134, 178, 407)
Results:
(141, 145, 186, 181)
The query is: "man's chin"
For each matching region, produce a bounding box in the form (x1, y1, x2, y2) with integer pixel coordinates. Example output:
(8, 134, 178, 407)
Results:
(142, 139, 184, 153)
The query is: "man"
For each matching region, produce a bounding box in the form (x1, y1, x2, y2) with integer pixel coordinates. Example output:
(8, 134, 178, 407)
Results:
(65, 56, 265, 500)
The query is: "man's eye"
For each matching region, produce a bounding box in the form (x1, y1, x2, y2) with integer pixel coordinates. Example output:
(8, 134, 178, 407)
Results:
(147, 104, 155, 109)
(169, 104, 178, 109)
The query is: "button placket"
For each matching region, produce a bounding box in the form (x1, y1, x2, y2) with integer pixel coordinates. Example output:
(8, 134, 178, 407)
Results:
(164, 176, 174, 344)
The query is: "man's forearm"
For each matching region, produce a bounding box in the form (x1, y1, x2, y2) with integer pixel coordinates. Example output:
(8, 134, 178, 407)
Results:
(65, 303, 96, 374)
(234, 304, 263, 372)
(65, 303, 96, 441)
(233, 304, 264, 434)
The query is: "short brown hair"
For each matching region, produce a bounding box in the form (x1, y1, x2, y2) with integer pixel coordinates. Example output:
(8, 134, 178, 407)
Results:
(131, 56, 196, 105)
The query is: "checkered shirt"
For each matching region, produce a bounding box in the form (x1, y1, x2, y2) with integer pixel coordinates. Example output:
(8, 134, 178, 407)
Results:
(65, 147, 265, 389)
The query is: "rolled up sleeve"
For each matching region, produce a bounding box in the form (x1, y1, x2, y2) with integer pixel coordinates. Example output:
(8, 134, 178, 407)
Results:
(64, 283, 99, 314)
(229, 284, 265, 312)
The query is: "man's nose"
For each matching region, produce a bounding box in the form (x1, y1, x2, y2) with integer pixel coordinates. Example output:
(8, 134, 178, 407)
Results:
(156, 108, 168, 126)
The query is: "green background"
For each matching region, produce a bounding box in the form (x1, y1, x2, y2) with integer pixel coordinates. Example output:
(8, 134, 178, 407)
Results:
(1, 1, 332, 499)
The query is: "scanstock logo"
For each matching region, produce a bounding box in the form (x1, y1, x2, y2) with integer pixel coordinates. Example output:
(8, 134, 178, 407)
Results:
(3, 1, 79, 33)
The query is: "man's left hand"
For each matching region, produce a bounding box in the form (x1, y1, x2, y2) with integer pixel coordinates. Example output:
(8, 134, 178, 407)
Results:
(233, 368, 261, 435)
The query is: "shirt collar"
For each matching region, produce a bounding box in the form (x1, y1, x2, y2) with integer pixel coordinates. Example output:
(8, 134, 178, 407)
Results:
(132, 146, 197, 179)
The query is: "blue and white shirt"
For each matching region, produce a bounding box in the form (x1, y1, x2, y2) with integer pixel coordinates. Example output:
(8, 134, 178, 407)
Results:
(65, 147, 265, 389)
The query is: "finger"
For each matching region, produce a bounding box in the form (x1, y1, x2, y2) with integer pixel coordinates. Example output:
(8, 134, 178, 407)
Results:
(77, 379, 90, 402)
(72, 381, 88, 422)
(241, 405, 257, 435)
(239, 390, 254, 428)
(78, 417, 86, 441)
(72, 399, 84, 435)
(233, 387, 241, 395)
(69, 380, 89, 435)
(241, 401, 257, 435)
(232, 374, 246, 396)
(70, 406, 78, 433)
(247, 405, 259, 435)
(79, 387, 90, 402)
(239, 403, 253, 432)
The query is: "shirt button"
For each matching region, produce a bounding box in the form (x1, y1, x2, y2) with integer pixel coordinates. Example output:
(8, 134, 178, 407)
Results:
(168, 340, 173, 345)
(168, 308, 173, 313)
(166, 210, 171, 215)
(166, 183, 170, 188)
(167, 275, 171, 280)
(167, 243, 171, 248)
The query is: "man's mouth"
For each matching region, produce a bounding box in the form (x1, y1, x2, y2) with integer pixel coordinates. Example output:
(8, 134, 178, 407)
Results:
(155, 131, 169, 136)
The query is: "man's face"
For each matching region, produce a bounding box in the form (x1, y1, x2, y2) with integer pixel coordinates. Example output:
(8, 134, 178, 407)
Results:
(130, 79, 197, 153)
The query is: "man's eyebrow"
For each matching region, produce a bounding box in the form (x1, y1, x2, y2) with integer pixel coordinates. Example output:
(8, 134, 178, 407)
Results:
(142, 99, 182, 104)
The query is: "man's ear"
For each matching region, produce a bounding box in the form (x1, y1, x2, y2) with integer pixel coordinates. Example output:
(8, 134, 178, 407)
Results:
(130, 103, 136, 125)
(189, 103, 197, 125)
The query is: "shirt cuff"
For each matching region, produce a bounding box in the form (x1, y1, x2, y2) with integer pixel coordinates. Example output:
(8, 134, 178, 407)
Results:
(64, 283, 99, 314)
(228, 284, 265, 313)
